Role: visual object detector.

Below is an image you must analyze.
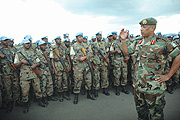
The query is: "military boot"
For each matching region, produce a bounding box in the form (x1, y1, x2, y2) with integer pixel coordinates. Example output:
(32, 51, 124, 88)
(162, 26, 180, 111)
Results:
(23, 102, 29, 114)
(43, 97, 49, 106)
(87, 90, 96, 100)
(103, 88, 110, 96)
(63, 91, 71, 101)
(122, 86, 129, 94)
(38, 98, 47, 107)
(59, 92, 63, 102)
(94, 90, 98, 98)
(115, 86, 120, 96)
(73, 93, 78, 104)
(6, 101, 14, 113)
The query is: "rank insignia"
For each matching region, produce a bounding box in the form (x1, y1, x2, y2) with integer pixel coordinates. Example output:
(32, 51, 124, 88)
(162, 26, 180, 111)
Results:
(151, 40, 155, 45)
(139, 40, 143, 44)
(142, 19, 147, 25)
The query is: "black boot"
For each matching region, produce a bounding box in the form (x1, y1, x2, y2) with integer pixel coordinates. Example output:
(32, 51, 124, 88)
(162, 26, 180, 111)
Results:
(87, 90, 96, 100)
(166, 85, 173, 94)
(63, 91, 71, 101)
(38, 98, 47, 107)
(94, 90, 98, 98)
(23, 102, 29, 114)
(6, 101, 14, 113)
(15, 99, 23, 107)
(122, 86, 129, 94)
(43, 97, 49, 106)
(115, 86, 120, 96)
(59, 92, 64, 102)
(73, 93, 78, 104)
(103, 88, 110, 96)
(48, 96, 58, 101)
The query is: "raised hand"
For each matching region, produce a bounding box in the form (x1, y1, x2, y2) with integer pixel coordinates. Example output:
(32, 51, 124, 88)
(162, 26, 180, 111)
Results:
(120, 28, 128, 40)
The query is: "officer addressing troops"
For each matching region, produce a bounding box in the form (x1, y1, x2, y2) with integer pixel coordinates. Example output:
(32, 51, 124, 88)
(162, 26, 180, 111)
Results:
(120, 17, 180, 120)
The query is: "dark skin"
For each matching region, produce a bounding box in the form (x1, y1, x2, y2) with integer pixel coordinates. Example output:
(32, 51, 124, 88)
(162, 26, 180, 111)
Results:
(0, 39, 9, 58)
(51, 39, 71, 76)
(83, 39, 87, 43)
(8, 41, 14, 47)
(64, 41, 70, 48)
(76, 36, 87, 62)
(120, 25, 180, 84)
(15, 43, 40, 69)
(42, 38, 48, 43)
(92, 38, 96, 42)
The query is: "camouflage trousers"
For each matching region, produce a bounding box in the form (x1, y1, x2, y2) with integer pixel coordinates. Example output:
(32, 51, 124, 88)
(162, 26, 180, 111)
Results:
(13, 72, 20, 100)
(73, 65, 92, 94)
(1, 75, 14, 102)
(113, 61, 128, 87)
(134, 90, 165, 120)
(55, 71, 68, 93)
(173, 67, 180, 84)
(20, 77, 42, 102)
(40, 67, 53, 98)
(93, 65, 109, 90)
(0, 90, 2, 107)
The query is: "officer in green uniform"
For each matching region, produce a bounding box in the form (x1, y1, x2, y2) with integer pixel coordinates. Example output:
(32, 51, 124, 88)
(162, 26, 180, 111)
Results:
(120, 17, 180, 120)
(50, 36, 71, 102)
(91, 31, 110, 97)
(71, 32, 95, 104)
(14, 39, 46, 114)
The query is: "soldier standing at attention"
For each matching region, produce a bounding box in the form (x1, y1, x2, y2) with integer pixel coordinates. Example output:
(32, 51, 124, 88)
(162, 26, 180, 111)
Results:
(50, 36, 71, 102)
(120, 17, 180, 120)
(71, 32, 95, 104)
(14, 39, 46, 114)
(91, 31, 110, 97)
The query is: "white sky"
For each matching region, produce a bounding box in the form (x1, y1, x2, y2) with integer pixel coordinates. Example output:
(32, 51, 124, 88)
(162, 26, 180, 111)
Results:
(0, 0, 180, 44)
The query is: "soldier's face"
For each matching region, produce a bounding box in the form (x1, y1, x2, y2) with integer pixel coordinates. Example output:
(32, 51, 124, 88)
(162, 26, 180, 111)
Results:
(76, 36, 83, 43)
(96, 34, 102, 41)
(92, 38, 96, 42)
(43, 38, 48, 43)
(23, 43, 31, 49)
(140, 25, 155, 37)
(83, 39, 87, 43)
(40, 44, 46, 51)
(108, 36, 112, 41)
(112, 34, 117, 40)
(65, 41, 70, 47)
(55, 38, 61, 45)
(8, 41, 14, 47)
(1, 39, 9, 47)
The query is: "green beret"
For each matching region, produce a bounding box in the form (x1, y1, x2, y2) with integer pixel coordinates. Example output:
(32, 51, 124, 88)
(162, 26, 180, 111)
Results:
(139, 17, 157, 25)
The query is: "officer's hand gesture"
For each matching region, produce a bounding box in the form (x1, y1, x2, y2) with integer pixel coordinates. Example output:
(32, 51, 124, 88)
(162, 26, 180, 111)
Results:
(120, 28, 128, 41)
(21, 59, 29, 65)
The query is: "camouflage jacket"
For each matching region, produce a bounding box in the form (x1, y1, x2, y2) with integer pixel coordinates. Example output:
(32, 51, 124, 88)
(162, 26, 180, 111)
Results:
(91, 41, 108, 66)
(14, 48, 40, 80)
(71, 42, 92, 69)
(128, 35, 180, 94)
(0, 47, 15, 75)
(50, 44, 69, 72)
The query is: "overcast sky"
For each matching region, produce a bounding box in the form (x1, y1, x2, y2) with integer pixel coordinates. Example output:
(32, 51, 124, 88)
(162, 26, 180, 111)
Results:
(0, 0, 180, 44)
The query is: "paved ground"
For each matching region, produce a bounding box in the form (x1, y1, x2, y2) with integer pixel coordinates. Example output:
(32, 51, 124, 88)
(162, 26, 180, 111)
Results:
(0, 85, 180, 120)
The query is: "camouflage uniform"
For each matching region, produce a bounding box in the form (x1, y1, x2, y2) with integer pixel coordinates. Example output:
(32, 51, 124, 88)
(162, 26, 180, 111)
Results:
(14, 48, 42, 103)
(50, 44, 69, 93)
(91, 41, 109, 90)
(71, 42, 92, 93)
(36, 49, 53, 98)
(128, 35, 180, 120)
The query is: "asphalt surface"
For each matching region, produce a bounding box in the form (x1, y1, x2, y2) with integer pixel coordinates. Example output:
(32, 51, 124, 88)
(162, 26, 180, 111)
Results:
(0, 85, 180, 120)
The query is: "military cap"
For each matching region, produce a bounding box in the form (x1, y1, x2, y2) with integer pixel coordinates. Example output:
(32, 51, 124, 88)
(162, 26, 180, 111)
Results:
(41, 36, 48, 39)
(130, 34, 134, 37)
(36, 40, 40, 44)
(102, 37, 105, 40)
(22, 39, 31, 44)
(38, 40, 46, 45)
(139, 17, 157, 25)
(76, 32, 83, 37)
(112, 31, 117, 35)
(96, 31, 102, 35)
(107, 33, 113, 37)
(166, 34, 174, 38)
(91, 36, 96, 39)
(8, 38, 14, 42)
(178, 32, 180, 35)
(173, 36, 179, 40)
(54, 36, 61, 40)
(63, 33, 69, 37)
(0, 36, 9, 41)
(72, 39, 77, 42)
(64, 38, 70, 42)
(156, 32, 161, 35)
(24, 35, 32, 41)
(83, 36, 88, 39)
